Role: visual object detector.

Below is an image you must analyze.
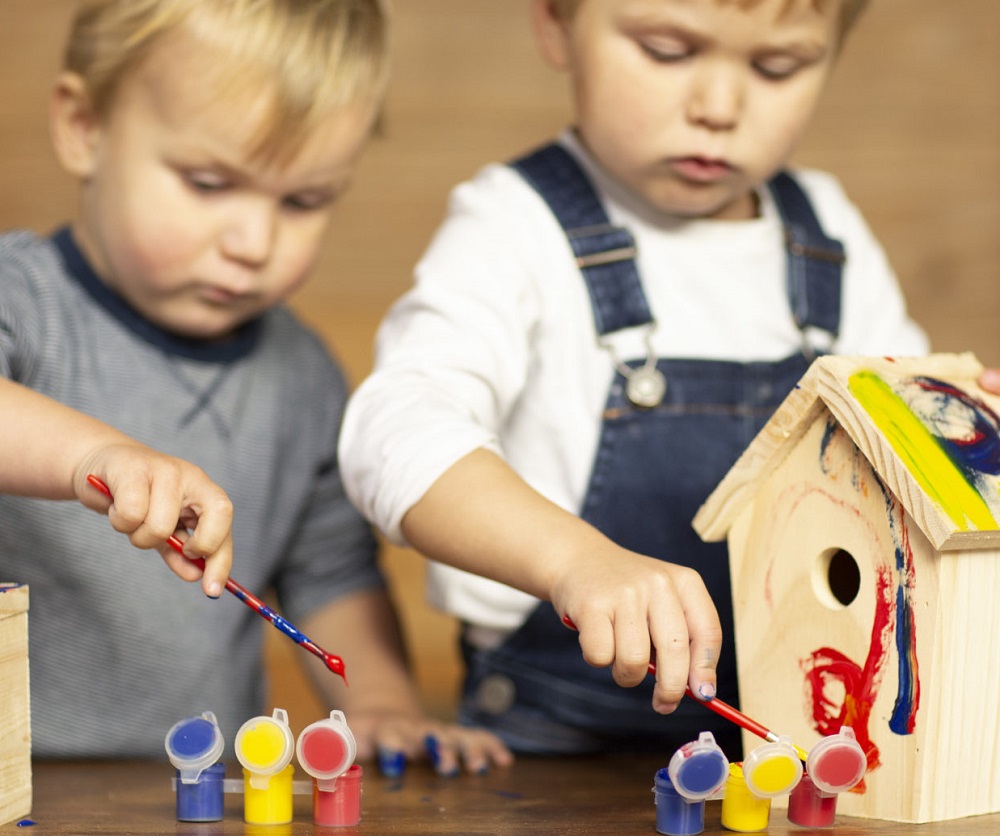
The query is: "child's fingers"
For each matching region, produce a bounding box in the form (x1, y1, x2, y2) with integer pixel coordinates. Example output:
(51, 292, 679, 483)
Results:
(672, 567, 724, 702)
(460, 727, 515, 772)
(101, 465, 233, 598)
(156, 537, 205, 583)
(647, 599, 690, 713)
(610, 601, 654, 688)
(180, 493, 234, 598)
(367, 720, 512, 776)
(423, 732, 460, 777)
(569, 609, 616, 670)
(979, 367, 1000, 395)
(423, 726, 514, 775)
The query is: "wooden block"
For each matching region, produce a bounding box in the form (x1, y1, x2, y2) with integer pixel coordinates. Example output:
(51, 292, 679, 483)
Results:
(0, 584, 31, 826)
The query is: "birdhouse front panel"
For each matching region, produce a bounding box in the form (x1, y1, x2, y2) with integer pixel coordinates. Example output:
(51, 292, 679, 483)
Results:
(726, 413, 948, 822)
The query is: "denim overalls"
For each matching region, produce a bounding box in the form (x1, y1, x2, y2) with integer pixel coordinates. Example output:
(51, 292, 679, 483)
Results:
(458, 144, 845, 757)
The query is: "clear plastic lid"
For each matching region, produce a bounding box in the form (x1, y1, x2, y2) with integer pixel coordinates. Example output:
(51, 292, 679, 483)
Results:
(235, 707, 295, 789)
(296, 710, 358, 791)
(742, 735, 804, 798)
(164, 711, 225, 784)
(806, 726, 867, 794)
(667, 731, 730, 801)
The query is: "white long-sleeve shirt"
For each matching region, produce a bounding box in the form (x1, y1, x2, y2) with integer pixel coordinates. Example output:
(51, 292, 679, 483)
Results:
(340, 133, 929, 639)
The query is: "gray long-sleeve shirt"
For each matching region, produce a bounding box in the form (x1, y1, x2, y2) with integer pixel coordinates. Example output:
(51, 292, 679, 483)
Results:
(0, 228, 380, 756)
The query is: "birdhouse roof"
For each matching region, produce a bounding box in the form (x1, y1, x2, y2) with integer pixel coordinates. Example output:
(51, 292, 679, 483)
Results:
(693, 353, 1000, 552)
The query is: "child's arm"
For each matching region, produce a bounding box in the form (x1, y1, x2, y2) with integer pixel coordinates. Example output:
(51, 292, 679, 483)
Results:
(297, 586, 514, 775)
(0, 376, 233, 597)
(400, 448, 723, 715)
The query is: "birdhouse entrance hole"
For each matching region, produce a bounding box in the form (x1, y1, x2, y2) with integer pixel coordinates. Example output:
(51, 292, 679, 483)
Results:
(813, 548, 861, 608)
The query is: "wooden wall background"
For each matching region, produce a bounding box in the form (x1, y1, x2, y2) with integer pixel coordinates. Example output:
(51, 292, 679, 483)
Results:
(2, 1, 998, 733)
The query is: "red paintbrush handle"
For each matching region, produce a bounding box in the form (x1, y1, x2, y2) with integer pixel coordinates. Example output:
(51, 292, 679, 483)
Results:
(561, 613, 772, 740)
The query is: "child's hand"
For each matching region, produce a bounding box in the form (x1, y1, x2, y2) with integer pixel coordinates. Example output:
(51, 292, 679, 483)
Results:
(400, 448, 723, 717)
(550, 543, 722, 715)
(980, 368, 1000, 395)
(74, 443, 234, 598)
(346, 709, 514, 777)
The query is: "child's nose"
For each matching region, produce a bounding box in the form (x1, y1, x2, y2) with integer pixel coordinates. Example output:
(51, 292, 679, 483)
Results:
(220, 199, 277, 265)
(686, 64, 744, 131)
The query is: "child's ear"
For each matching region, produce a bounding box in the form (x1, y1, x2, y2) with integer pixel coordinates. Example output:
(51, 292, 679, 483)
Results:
(50, 71, 102, 178)
(531, 0, 572, 70)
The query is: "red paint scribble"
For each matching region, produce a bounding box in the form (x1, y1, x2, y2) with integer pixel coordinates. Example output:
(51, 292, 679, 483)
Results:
(801, 567, 895, 787)
(799, 449, 921, 792)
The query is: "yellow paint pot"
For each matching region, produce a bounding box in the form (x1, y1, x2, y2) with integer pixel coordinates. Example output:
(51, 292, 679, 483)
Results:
(235, 707, 296, 825)
(741, 736, 803, 799)
(720, 763, 771, 832)
(242, 762, 294, 825)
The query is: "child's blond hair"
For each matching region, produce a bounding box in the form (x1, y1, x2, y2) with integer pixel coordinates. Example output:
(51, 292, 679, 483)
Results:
(550, 0, 869, 45)
(63, 0, 390, 162)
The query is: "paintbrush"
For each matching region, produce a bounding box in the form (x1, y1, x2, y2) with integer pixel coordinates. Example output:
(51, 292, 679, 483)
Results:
(561, 615, 807, 760)
(87, 474, 347, 682)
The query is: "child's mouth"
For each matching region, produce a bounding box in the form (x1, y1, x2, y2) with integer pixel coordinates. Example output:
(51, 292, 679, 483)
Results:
(669, 156, 734, 183)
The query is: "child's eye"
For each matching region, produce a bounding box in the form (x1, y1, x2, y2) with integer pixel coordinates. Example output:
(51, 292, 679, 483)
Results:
(753, 55, 805, 81)
(184, 172, 229, 193)
(282, 192, 335, 212)
(638, 38, 692, 64)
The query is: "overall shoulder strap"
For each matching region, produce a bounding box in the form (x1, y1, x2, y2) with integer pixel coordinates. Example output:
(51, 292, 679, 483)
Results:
(510, 143, 653, 336)
(769, 171, 845, 338)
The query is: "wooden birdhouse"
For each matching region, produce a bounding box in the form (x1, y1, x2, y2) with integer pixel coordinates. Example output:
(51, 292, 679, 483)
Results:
(694, 353, 1000, 824)
(0, 584, 31, 826)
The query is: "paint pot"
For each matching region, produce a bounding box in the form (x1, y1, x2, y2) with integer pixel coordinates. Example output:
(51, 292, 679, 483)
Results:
(667, 731, 730, 802)
(296, 710, 361, 826)
(653, 768, 705, 836)
(314, 764, 364, 827)
(235, 707, 296, 825)
(787, 726, 867, 828)
(787, 773, 838, 827)
(720, 763, 770, 833)
(741, 736, 803, 799)
(164, 711, 226, 822)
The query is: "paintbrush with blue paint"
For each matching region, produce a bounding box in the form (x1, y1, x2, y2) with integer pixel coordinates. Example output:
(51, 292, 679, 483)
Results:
(87, 474, 347, 683)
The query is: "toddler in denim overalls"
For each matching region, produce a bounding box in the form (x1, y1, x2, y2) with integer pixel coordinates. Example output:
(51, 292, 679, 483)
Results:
(340, 0, 928, 756)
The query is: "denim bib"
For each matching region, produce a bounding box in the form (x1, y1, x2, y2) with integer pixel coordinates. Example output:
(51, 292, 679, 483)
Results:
(458, 144, 844, 756)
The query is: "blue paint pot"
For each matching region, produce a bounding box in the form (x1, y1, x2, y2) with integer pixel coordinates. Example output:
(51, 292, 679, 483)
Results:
(653, 769, 705, 836)
(174, 762, 226, 822)
(165, 711, 226, 822)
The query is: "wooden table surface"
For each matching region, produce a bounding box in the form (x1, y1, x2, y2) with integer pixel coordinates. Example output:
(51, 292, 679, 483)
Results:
(4, 755, 999, 834)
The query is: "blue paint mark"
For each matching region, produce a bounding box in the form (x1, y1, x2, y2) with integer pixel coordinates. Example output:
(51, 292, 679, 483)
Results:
(913, 377, 1000, 475)
(424, 734, 440, 768)
(378, 747, 406, 778)
(818, 417, 843, 481)
(889, 584, 918, 735)
(878, 482, 920, 736)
